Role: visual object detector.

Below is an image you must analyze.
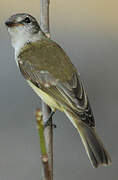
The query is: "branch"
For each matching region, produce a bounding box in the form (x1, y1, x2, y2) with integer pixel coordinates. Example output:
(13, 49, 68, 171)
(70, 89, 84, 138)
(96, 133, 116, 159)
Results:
(36, 109, 51, 180)
(41, 102, 53, 180)
(39, 0, 53, 180)
(40, 0, 50, 38)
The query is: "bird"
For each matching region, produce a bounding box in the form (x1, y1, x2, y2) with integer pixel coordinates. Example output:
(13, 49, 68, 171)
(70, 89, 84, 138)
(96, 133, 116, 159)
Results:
(5, 13, 111, 168)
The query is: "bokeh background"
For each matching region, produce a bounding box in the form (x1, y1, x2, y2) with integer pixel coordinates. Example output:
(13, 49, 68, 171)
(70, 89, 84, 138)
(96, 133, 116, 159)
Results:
(0, 0, 118, 179)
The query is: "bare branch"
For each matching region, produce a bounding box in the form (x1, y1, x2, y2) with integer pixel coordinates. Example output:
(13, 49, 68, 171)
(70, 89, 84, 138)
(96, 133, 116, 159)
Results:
(39, 0, 53, 180)
(42, 102, 53, 179)
(40, 0, 50, 38)
(36, 109, 51, 180)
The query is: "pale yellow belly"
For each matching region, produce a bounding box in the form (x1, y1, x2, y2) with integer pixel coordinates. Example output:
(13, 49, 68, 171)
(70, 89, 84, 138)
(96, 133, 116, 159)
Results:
(27, 80, 64, 111)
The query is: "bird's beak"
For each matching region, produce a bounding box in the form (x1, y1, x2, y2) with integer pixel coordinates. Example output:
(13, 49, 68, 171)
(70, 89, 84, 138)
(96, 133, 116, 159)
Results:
(5, 21, 15, 27)
(5, 21, 23, 28)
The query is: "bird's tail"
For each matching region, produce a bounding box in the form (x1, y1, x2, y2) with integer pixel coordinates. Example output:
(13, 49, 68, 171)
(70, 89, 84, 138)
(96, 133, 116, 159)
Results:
(65, 111, 111, 168)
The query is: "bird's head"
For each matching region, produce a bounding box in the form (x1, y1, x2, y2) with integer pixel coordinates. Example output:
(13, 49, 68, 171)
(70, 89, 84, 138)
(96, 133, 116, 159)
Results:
(5, 13, 40, 37)
(5, 13, 43, 53)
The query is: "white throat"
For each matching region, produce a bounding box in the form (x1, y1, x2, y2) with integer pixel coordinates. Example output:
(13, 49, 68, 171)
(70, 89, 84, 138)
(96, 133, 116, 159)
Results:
(9, 27, 42, 59)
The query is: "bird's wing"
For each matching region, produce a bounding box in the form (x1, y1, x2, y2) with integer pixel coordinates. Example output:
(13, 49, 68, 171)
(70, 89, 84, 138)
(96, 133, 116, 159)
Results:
(18, 59, 95, 127)
(57, 72, 95, 127)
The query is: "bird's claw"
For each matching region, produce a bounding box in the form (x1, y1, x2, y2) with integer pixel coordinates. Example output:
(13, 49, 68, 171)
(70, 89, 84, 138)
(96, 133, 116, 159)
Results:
(44, 120, 57, 128)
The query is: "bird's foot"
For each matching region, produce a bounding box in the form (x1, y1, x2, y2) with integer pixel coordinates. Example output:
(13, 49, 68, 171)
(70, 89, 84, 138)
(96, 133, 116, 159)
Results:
(44, 111, 56, 128)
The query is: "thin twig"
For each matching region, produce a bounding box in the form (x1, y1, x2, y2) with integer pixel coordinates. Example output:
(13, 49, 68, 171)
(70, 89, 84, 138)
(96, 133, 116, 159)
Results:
(39, 0, 53, 180)
(36, 109, 51, 180)
(40, 0, 50, 38)
(41, 102, 53, 180)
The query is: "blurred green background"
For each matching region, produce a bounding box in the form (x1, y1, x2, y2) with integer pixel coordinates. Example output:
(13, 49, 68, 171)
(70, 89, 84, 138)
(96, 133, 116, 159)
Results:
(0, 0, 117, 179)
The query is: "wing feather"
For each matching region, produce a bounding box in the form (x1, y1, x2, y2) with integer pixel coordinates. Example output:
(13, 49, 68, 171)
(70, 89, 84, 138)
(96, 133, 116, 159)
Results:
(18, 59, 95, 127)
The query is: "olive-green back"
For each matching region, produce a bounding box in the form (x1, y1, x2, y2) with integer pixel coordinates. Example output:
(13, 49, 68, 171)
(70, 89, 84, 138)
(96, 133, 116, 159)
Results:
(18, 38, 77, 82)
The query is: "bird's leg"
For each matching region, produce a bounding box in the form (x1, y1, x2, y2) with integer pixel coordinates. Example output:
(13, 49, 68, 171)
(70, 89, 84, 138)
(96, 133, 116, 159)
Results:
(44, 111, 56, 128)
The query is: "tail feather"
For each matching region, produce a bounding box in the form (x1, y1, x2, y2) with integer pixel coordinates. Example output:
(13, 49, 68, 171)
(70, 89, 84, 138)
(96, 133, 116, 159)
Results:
(65, 111, 111, 168)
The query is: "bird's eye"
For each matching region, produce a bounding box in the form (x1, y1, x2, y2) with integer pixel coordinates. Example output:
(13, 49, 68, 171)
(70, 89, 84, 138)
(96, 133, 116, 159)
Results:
(24, 17, 31, 23)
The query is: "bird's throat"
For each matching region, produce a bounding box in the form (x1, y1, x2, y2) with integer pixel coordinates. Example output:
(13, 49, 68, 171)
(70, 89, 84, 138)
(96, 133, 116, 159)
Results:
(11, 31, 44, 59)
